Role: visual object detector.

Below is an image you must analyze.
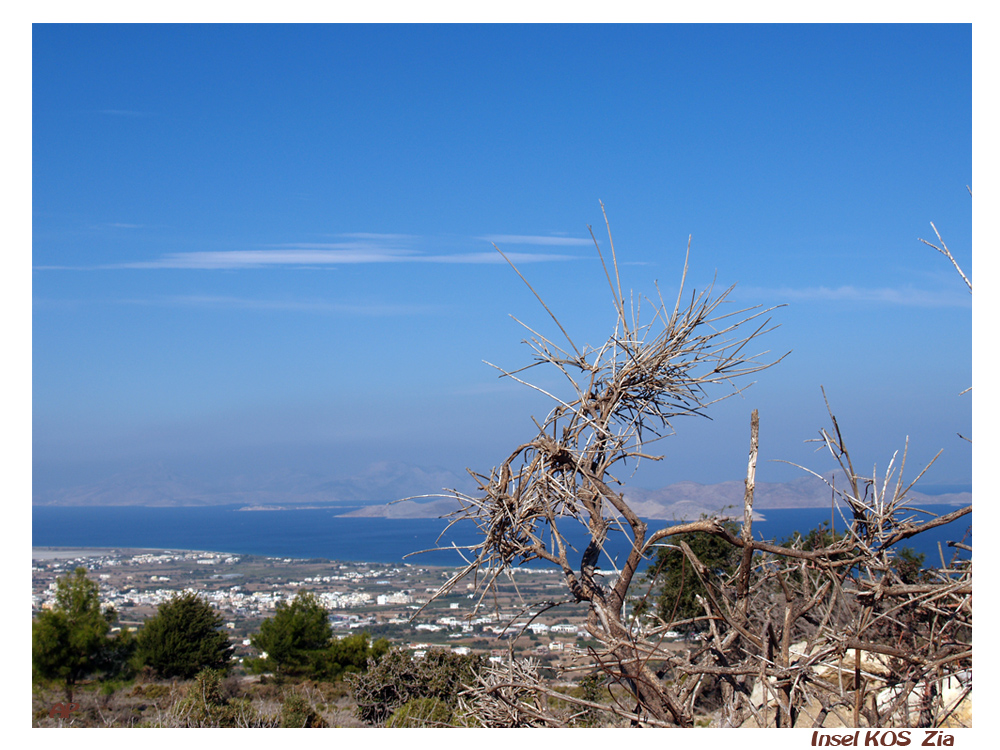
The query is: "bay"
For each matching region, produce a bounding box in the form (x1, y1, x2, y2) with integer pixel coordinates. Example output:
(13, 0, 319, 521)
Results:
(32, 504, 971, 569)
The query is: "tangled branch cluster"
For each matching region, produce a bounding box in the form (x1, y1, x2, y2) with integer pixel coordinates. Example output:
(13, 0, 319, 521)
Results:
(654, 407, 973, 728)
(417, 207, 971, 728)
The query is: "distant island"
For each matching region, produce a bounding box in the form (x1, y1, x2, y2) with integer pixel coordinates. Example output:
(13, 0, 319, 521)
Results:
(237, 505, 334, 512)
(341, 475, 970, 520)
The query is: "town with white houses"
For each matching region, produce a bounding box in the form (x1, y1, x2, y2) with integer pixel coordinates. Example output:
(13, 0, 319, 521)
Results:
(31, 547, 629, 669)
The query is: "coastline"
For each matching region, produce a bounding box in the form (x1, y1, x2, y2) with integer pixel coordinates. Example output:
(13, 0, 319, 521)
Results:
(32, 504, 971, 567)
(31, 546, 219, 561)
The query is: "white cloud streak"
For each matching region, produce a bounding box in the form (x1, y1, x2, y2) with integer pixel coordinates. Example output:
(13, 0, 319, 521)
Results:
(740, 285, 971, 308)
(33, 295, 442, 316)
(335, 232, 418, 240)
(116, 248, 415, 269)
(125, 295, 443, 315)
(35, 233, 586, 271)
(104, 246, 578, 270)
(33, 265, 100, 271)
(478, 234, 593, 246)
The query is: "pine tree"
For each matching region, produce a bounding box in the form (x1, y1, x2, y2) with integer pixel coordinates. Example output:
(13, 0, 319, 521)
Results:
(32, 567, 118, 700)
(136, 591, 234, 679)
(251, 590, 332, 676)
(643, 519, 742, 633)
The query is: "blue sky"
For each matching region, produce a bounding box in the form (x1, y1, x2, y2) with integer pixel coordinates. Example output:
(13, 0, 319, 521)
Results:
(31, 24, 973, 501)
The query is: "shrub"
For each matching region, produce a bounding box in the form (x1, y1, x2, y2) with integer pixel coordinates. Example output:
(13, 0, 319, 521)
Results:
(171, 668, 275, 727)
(279, 693, 328, 728)
(350, 647, 483, 725)
(386, 696, 454, 728)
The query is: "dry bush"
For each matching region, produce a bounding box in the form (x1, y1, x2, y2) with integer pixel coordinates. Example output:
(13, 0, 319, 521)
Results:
(418, 205, 971, 728)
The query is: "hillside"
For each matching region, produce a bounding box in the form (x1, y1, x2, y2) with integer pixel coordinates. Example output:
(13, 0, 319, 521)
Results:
(33, 460, 968, 520)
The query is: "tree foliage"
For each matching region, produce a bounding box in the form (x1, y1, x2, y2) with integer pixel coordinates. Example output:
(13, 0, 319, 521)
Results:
(314, 631, 391, 681)
(782, 519, 844, 551)
(32, 567, 126, 699)
(893, 546, 927, 585)
(136, 591, 234, 679)
(249, 590, 390, 680)
(251, 591, 332, 676)
(643, 518, 741, 632)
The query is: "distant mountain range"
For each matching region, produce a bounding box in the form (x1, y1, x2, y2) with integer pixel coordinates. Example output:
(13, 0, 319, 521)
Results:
(618, 476, 970, 519)
(33, 461, 970, 522)
(343, 473, 970, 520)
(31, 461, 472, 509)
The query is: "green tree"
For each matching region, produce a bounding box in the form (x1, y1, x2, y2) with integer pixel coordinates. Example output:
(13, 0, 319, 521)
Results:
(250, 591, 332, 677)
(319, 631, 390, 680)
(32, 567, 121, 700)
(643, 519, 741, 632)
(95, 624, 138, 679)
(136, 591, 234, 679)
(781, 519, 845, 551)
(572, 672, 610, 727)
(893, 546, 927, 585)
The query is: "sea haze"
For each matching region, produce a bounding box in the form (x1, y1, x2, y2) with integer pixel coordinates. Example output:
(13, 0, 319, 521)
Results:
(32, 504, 971, 569)
(32, 459, 972, 527)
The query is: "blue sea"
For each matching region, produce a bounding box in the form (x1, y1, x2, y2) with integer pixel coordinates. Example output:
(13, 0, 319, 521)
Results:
(32, 504, 971, 569)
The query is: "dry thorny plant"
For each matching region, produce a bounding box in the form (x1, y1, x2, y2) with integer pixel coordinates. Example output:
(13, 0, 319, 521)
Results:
(413, 205, 971, 728)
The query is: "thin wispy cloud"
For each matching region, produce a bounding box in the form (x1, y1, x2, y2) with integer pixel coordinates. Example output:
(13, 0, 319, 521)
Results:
(479, 234, 593, 246)
(116, 248, 417, 269)
(740, 285, 971, 308)
(33, 265, 100, 271)
(47, 245, 580, 270)
(420, 251, 576, 264)
(35, 232, 586, 271)
(336, 232, 418, 241)
(152, 295, 443, 315)
(38, 295, 443, 316)
(265, 242, 410, 250)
